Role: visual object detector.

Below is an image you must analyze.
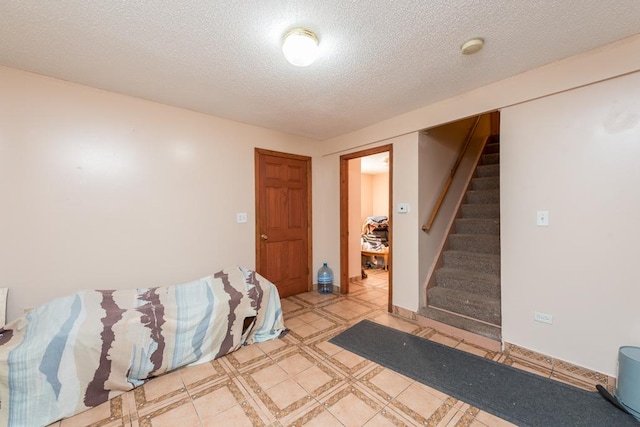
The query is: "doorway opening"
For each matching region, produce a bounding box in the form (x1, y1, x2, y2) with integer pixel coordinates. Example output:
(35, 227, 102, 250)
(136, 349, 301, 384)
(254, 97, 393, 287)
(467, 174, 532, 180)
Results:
(339, 144, 393, 312)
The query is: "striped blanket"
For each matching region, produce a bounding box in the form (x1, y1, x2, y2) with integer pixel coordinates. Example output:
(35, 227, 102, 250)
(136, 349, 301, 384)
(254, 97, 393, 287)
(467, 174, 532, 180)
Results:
(0, 266, 285, 426)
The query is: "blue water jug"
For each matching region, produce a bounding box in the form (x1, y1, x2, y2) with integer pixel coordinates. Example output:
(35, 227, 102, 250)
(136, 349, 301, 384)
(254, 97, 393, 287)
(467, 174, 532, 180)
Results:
(317, 263, 333, 294)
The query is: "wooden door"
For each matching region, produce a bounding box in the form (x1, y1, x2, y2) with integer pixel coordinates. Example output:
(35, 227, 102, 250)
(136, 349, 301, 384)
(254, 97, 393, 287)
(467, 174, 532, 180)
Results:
(255, 149, 312, 298)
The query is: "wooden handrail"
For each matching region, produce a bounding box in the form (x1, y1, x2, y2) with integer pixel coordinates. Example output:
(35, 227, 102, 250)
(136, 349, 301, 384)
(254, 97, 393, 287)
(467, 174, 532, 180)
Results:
(422, 116, 481, 232)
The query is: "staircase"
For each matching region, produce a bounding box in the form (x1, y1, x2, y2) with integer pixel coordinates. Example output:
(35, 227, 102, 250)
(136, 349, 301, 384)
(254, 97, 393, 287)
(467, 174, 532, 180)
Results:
(421, 136, 501, 341)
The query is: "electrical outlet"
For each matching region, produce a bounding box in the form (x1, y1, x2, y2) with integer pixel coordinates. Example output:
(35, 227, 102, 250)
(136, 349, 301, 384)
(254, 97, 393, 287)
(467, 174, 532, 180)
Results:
(536, 210, 549, 226)
(534, 311, 553, 324)
(236, 212, 248, 223)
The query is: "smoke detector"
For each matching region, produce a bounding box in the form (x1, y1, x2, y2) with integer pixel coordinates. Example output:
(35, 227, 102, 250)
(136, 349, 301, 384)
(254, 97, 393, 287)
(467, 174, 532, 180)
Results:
(461, 38, 484, 55)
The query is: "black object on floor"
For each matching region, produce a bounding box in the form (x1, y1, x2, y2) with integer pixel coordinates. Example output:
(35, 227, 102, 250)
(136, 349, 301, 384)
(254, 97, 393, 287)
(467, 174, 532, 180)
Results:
(329, 320, 639, 426)
(597, 384, 633, 415)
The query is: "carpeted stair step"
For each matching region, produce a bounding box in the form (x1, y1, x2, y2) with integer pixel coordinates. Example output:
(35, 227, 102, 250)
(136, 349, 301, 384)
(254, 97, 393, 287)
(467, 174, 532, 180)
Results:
(442, 250, 501, 275)
(455, 218, 500, 235)
(483, 142, 500, 155)
(460, 203, 500, 219)
(470, 176, 499, 191)
(419, 306, 501, 341)
(427, 287, 501, 325)
(481, 153, 500, 165)
(466, 189, 500, 204)
(435, 267, 500, 298)
(448, 234, 500, 254)
(421, 136, 502, 339)
(476, 163, 500, 177)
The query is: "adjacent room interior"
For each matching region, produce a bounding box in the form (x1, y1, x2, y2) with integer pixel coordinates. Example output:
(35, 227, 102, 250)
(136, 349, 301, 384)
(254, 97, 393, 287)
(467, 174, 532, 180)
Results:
(1, 2, 639, 426)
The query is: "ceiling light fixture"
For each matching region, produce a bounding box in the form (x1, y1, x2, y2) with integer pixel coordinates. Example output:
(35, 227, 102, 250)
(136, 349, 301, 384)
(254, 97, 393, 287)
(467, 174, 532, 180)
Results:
(282, 28, 319, 66)
(460, 38, 484, 55)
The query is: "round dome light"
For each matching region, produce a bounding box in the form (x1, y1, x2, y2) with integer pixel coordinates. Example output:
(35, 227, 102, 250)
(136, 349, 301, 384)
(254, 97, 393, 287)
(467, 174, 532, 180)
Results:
(282, 28, 319, 67)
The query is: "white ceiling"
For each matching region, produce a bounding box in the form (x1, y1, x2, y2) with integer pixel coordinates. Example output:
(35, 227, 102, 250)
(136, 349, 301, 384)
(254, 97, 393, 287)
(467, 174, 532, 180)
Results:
(361, 153, 390, 175)
(1, 1, 639, 140)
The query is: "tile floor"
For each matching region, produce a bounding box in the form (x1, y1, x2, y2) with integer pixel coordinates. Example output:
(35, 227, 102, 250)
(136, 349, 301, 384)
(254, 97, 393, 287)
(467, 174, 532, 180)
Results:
(51, 269, 601, 427)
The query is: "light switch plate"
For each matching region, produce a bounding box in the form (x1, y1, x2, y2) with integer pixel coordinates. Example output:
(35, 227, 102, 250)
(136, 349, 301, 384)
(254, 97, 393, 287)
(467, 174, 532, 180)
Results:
(237, 212, 248, 223)
(536, 210, 549, 226)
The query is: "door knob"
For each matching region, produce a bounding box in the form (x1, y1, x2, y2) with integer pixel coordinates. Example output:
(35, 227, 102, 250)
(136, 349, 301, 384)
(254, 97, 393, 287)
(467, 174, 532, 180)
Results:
(260, 234, 268, 240)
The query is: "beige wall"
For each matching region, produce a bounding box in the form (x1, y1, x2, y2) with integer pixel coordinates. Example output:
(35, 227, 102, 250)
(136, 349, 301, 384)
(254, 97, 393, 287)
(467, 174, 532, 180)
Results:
(387, 133, 421, 309)
(360, 174, 373, 224)
(316, 36, 640, 375)
(501, 71, 640, 376)
(372, 173, 389, 217)
(360, 172, 389, 220)
(0, 66, 316, 322)
(311, 153, 340, 282)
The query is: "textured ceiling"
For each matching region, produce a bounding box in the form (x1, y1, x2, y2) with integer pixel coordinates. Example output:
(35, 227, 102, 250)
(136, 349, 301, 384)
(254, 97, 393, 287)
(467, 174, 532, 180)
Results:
(1, 1, 639, 140)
